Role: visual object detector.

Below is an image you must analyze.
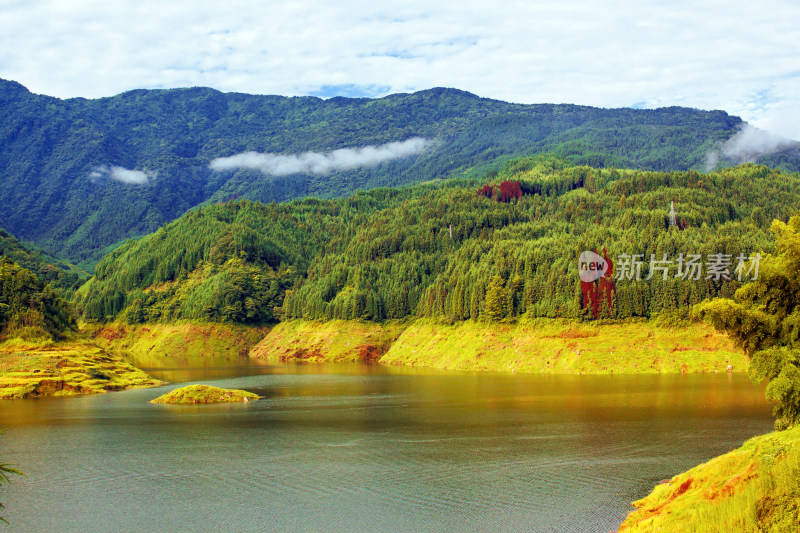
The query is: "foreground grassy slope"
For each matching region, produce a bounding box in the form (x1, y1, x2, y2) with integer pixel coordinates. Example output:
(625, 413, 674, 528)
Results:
(0, 338, 161, 399)
(618, 425, 800, 532)
(248, 318, 747, 374)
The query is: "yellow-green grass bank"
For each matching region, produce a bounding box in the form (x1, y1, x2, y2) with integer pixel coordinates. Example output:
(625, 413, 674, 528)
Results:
(249, 319, 404, 363)
(150, 384, 260, 404)
(253, 319, 747, 374)
(89, 321, 270, 367)
(0, 337, 162, 399)
(618, 425, 800, 532)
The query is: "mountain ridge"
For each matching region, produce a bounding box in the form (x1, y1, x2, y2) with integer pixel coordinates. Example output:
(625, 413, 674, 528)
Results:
(1, 77, 795, 268)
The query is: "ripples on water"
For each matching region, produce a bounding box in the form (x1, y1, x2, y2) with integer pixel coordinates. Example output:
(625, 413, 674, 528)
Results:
(0, 364, 773, 532)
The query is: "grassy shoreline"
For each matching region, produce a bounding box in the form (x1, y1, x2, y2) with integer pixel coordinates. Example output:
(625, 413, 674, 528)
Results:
(249, 319, 404, 363)
(618, 425, 800, 531)
(0, 336, 162, 399)
(88, 321, 270, 367)
(5, 317, 745, 400)
(251, 318, 748, 374)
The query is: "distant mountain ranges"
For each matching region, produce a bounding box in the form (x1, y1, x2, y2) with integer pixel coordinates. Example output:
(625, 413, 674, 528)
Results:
(1, 77, 798, 268)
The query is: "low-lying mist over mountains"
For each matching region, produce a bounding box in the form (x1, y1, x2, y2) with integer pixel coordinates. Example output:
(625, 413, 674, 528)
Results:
(1, 77, 798, 268)
(704, 124, 796, 171)
(209, 137, 434, 176)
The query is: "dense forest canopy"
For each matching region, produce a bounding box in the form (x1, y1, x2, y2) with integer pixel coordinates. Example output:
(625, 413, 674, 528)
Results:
(5, 77, 797, 268)
(78, 157, 800, 325)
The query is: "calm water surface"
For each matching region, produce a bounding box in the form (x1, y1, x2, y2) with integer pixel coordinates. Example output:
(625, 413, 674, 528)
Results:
(0, 361, 773, 532)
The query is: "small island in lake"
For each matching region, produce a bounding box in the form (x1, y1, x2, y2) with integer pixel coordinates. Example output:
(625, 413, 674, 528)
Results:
(150, 385, 260, 404)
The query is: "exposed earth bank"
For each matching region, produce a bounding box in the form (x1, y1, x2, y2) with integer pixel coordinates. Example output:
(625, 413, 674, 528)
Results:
(250, 318, 748, 374)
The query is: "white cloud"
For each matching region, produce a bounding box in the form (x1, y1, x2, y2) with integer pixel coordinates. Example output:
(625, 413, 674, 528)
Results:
(722, 125, 793, 161)
(90, 165, 152, 185)
(1, 1, 799, 138)
(704, 124, 796, 171)
(209, 138, 432, 176)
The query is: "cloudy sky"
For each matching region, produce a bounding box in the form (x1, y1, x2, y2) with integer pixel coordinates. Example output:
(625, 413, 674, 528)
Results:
(2, 0, 799, 139)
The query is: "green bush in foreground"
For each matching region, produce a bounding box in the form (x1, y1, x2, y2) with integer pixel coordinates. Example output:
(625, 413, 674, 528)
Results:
(1, 453, 23, 524)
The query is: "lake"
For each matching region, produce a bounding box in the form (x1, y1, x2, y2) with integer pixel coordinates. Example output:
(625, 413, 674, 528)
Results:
(0, 362, 773, 532)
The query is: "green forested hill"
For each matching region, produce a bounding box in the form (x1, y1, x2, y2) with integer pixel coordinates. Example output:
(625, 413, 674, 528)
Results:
(1, 77, 785, 267)
(78, 157, 800, 324)
(0, 258, 75, 339)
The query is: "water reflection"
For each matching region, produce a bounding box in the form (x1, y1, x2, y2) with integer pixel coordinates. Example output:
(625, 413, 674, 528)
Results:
(0, 364, 772, 533)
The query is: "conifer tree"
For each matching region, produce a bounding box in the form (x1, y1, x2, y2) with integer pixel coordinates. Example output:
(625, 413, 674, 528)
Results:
(484, 275, 506, 321)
